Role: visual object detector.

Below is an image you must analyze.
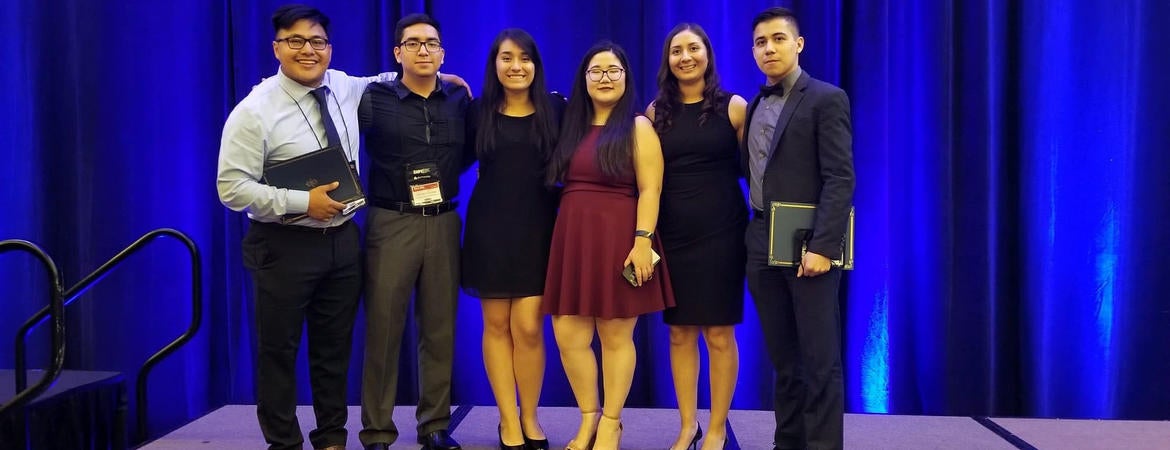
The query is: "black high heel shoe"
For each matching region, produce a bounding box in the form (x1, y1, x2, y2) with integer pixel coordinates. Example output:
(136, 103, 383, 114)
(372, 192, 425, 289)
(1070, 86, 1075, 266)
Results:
(522, 433, 549, 450)
(519, 421, 549, 450)
(671, 422, 703, 450)
(498, 424, 526, 450)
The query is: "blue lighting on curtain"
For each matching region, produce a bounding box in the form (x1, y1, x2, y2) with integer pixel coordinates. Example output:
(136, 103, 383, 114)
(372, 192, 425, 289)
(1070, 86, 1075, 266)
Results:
(861, 292, 889, 413)
(843, 0, 894, 415)
(1020, 0, 1144, 419)
(5, 1, 1170, 443)
(1095, 207, 1117, 413)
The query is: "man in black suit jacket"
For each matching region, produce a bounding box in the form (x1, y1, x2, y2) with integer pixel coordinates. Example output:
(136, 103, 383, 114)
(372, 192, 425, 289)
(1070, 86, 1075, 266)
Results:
(743, 7, 855, 450)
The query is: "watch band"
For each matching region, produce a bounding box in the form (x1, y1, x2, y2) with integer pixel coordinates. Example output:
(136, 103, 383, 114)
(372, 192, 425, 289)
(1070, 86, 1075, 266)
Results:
(634, 229, 653, 239)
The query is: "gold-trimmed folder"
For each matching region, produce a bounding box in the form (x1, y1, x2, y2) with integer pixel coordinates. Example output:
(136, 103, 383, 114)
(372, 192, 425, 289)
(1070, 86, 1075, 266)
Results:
(261, 146, 366, 223)
(767, 202, 854, 270)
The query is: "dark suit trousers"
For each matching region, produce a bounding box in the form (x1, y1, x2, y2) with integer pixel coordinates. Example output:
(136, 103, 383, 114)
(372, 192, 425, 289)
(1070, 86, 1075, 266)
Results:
(745, 216, 844, 450)
(242, 220, 362, 450)
(359, 207, 460, 446)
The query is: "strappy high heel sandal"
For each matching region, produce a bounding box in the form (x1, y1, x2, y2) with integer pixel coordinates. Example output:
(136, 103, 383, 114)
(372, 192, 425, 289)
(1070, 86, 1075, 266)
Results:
(594, 415, 623, 450)
(564, 411, 600, 450)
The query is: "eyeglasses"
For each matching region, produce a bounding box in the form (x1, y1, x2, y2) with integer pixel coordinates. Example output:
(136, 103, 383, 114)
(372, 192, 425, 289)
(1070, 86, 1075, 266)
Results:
(276, 36, 330, 51)
(586, 67, 625, 82)
(400, 40, 442, 52)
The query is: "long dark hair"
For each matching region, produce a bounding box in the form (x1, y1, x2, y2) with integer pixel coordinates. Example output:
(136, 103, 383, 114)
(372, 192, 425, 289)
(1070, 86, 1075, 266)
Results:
(547, 41, 638, 185)
(652, 23, 728, 134)
(476, 28, 558, 160)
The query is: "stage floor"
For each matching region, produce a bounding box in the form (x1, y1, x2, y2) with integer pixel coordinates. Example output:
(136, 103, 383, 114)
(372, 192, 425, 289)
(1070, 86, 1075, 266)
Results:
(140, 405, 1170, 449)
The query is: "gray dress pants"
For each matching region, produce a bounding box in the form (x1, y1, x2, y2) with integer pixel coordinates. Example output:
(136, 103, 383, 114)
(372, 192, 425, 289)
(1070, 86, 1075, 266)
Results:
(359, 207, 461, 446)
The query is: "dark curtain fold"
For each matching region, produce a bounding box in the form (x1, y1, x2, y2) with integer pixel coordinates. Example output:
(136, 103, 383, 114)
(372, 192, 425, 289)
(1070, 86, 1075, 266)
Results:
(3, 0, 1169, 441)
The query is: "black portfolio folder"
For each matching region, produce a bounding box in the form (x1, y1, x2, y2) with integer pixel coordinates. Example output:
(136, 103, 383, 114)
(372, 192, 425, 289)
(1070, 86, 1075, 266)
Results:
(767, 202, 855, 270)
(261, 146, 366, 223)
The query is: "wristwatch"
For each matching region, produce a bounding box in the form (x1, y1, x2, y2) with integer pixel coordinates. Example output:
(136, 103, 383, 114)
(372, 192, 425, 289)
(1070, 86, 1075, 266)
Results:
(634, 229, 654, 239)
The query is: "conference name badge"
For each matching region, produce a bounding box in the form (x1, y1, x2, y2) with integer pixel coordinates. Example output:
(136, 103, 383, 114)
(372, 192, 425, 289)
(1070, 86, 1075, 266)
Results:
(406, 161, 444, 206)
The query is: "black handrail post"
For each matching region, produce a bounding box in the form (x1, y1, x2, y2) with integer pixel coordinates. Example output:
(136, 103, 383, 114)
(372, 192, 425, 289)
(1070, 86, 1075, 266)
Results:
(0, 240, 67, 450)
(133, 229, 202, 445)
(7, 228, 202, 446)
(14, 326, 27, 393)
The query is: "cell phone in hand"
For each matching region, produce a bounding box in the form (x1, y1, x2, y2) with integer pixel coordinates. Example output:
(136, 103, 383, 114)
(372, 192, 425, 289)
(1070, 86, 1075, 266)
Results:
(621, 249, 661, 286)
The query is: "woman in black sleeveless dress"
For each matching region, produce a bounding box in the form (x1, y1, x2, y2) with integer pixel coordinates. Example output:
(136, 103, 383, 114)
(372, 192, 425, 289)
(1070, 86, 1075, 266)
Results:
(647, 24, 749, 450)
(460, 29, 563, 450)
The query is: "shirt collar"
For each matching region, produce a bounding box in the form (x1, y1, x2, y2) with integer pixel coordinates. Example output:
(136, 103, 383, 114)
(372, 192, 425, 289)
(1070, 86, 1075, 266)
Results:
(276, 67, 332, 100)
(391, 76, 446, 100)
(779, 65, 802, 94)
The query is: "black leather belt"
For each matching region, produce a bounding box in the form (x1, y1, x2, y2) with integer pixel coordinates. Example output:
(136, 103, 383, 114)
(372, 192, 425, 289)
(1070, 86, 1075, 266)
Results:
(250, 219, 352, 235)
(371, 200, 457, 216)
(753, 208, 767, 220)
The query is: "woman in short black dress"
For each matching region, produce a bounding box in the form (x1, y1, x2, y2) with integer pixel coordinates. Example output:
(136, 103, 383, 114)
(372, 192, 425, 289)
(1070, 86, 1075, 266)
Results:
(647, 23, 749, 450)
(461, 28, 563, 450)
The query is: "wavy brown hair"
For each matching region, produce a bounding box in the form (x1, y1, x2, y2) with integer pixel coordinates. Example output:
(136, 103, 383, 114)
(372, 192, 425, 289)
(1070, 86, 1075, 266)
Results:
(652, 23, 728, 134)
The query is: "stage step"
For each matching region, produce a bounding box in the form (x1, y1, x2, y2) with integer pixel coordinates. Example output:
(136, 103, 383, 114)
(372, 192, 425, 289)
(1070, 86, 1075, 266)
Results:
(1, 369, 126, 449)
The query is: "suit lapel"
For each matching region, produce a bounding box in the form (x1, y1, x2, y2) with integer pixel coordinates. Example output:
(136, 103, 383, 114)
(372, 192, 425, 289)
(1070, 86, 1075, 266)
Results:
(767, 71, 811, 154)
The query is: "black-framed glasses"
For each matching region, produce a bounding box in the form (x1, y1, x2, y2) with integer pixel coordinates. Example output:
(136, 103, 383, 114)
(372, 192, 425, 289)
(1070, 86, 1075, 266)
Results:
(276, 36, 330, 50)
(586, 67, 625, 82)
(400, 40, 442, 52)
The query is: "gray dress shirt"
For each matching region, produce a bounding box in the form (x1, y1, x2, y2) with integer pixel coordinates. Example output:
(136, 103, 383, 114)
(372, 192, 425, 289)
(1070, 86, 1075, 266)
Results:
(748, 66, 803, 210)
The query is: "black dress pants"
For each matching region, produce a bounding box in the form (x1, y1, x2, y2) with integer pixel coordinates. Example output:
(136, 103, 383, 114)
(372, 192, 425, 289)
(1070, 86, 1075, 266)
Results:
(242, 220, 361, 450)
(745, 216, 844, 450)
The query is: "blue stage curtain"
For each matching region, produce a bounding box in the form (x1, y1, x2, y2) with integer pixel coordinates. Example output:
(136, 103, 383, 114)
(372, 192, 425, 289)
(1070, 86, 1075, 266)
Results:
(4, 0, 1169, 441)
(3, 0, 230, 440)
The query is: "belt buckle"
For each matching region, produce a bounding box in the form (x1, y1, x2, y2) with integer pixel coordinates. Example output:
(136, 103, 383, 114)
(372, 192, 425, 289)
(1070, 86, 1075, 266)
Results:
(421, 204, 437, 217)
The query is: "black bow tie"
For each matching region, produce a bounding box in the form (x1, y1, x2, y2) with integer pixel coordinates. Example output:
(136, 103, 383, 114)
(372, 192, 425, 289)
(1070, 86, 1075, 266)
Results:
(759, 83, 785, 98)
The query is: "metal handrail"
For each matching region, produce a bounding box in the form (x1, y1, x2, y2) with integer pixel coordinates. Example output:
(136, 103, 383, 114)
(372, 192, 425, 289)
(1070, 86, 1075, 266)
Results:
(10, 228, 201, 444)
(0, 240, 66, 418)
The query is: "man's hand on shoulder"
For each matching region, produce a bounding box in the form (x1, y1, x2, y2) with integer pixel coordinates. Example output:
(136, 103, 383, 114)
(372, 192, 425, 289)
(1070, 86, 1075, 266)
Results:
(439, 73, 472, 97)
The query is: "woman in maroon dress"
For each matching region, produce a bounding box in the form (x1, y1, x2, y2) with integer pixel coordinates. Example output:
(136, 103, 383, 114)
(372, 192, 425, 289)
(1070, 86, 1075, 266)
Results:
(542, 41, 674, 450)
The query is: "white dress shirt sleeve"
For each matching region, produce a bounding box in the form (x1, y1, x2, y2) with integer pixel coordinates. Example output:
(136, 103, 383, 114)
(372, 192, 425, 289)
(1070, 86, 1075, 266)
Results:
(342, 71, 398, 93)
(217, 106, 310, 219)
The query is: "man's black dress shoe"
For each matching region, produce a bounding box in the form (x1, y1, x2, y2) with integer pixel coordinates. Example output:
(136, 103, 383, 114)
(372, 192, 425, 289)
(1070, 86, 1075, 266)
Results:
(363, 443, 389, 450)
(417, 429, 461, 450)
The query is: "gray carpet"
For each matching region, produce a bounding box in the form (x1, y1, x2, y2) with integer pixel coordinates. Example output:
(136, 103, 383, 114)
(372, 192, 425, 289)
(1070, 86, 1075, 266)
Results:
(139, 405, 1170, 449)
(990, 417, 1170, 450)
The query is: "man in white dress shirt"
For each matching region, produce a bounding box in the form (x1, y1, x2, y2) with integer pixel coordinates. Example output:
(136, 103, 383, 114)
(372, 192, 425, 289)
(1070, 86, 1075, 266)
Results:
(217, 4, 426, 450)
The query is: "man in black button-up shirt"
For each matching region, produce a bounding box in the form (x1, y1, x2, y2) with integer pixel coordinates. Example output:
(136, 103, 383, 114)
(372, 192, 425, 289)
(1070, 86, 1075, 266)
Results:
(356, 13, 472, 450)
(360, 70, 473, 207)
